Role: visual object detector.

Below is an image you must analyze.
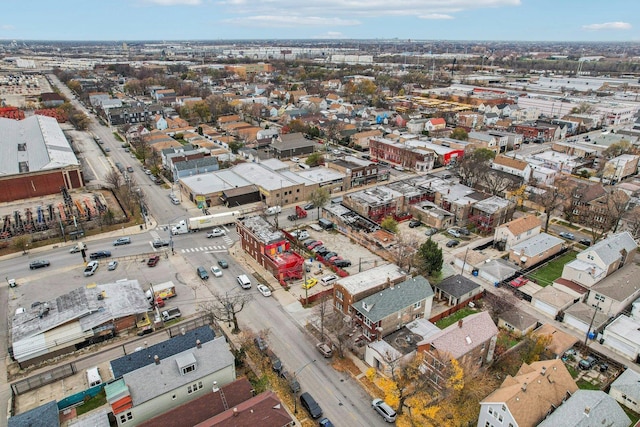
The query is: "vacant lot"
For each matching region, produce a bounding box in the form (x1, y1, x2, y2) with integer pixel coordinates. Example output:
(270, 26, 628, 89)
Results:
(527, 251, 577, 287)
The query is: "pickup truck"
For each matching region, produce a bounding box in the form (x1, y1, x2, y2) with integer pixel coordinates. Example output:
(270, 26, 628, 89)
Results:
(162, 307, 182, 322)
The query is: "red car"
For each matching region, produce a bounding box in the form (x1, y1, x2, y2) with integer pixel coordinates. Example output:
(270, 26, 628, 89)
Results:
(510, 277, 529, 288)
(147, 255, 160, 267)
(307, 241, 323, 250)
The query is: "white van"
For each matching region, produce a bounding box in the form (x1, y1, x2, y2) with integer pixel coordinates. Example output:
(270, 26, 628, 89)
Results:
(86, 367, 102, 387)
(237, 274, 251, 289)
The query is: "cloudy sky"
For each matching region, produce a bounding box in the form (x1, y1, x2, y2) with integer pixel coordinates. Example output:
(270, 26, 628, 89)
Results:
(0, 0, 637, 41)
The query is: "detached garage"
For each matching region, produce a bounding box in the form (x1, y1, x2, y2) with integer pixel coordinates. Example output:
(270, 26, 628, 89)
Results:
(603, 315, 640, 361)
(531, 287, 576, 319)
(562, 302, 610, 336)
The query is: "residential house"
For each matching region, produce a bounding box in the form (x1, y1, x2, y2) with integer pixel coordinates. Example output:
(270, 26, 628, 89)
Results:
(484, 112, 500, 126)
(326, 156, 382, 190)
(467, 195, 515, 235)
(125, 124, 150, 143)
(270, 133, 315, 159)
(138, 377, 294, 427)
(538, 390, 629, 427)
(351, 129, 382, 149)
(409, 200, 455, 230)
(497, 309, 538, 337)
(609, 368, 640, 413)
(237, 216, 304, 283)
(509, 233, 564, 269)
(342, 186, 403, 224)
(217, 114, 241, 127)
(425, 117, 447, 132)
(154, 114, 168, 130)
(8, 401, 59, 427)
(407, 118, 429, 134)
(562, 302, 610, 337)
(369, 137, 436, 172)
(40, 92, 65, 107)
(432, 274, 483, 308)
(494, 215, 542, 251)
(333, 264, 405, 315)
(419, 312, 498, 389)
(603, 154, 640, 183)
(561, 232, 637, 288)
(106, 336, 236, 427)
(173, 157, 220, 182)
(478, 359, 578, 427)
(467, 131, 499, 153)
(457, 112, 485, 130)
(586, 264, 640, 317)
(491, 155, 532, 182)
(351, 276, 434, 342)
(106, 103, 164, 126)
(489, 130, 523, 150)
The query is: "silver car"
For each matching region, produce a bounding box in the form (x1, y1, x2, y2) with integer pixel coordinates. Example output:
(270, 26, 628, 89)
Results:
(372, 399, 397, 422)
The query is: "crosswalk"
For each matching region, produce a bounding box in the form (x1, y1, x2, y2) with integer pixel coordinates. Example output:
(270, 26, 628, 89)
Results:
(181, 245, 227, 253)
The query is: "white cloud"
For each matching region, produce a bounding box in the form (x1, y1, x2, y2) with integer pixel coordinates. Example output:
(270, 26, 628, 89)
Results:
(418, 14, 454, 20)
(582, 22, 632, 31)
(224, 15, 360, 27)
(312, 31, 345, 39)
(142, 0, 202, 5)
(1, 25, 15, 31)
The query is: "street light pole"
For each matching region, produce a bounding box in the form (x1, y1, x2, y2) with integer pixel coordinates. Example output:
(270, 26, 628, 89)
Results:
(293, 359, 316, 414)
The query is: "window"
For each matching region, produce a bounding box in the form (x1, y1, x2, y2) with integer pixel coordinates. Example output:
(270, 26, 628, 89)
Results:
(336, 290, 343, 301)
(413, 301, 422, 309)
(188, 381, 203, 394)
(502, 405, 506, 412)
(119, 412, 133, 423)
(488, 407, 493, 415)
(595, 294, 605, 302)
(181, 364, 196, 375)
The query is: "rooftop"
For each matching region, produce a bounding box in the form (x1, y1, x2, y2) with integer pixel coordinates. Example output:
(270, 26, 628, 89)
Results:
(420, 311, 498, 359)
(538, 390, 630, 427)
(435, 274, 481, 298)
(336, 264, 405, 296)
(590, 263, 640, 302)
(510, 233, 563, 257)
(8, 400, 59, 427)
(610, 368, 640, 403)
(240, 216, 284, 244)
(498, 215, 541, 237)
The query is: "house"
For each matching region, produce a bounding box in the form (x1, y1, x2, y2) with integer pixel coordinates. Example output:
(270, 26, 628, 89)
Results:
(350, 129, 381, 149)
(425, 117, 446, 132)
(270, 133, 315, 159)
(351, 275, 434, 342)
(538, 390, 629, 427)
(326, 156, 382, 190)
(12, 280, 149, 367)
(468, 131, 499, 153)
(586, 264, 640, 317)
(419, 312, 498, 389)
(467, 196, 515, 235)
(8, 400, 59, 427)
(106, 336, 236, 427)
(478, 359, 578, 427)
(603, 154, 640, 183)
(508, 233, 564, 269)
(491, 155, 532, 182)
(432, 274, 483, 308)
(602, 315, 640, 362)
(561, 232, 637, 288)
(368, 137, 436, 172)
(497, 309, 538, 337)
(609, 368, 640, 413)
(530, 323, 578, 359)
(494, 215, 542, 251)
(333, 264, 405, 315)
(531, 286, 577, 319)
(40, 92, 65, 107)
(138, 377, 294, 427)
(173, 157, 220, 182)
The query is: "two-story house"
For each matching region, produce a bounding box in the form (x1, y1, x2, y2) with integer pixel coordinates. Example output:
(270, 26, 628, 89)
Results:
(494, 215, 542, 251)
(509, 233, 564, 269)
(491, 155, 532, 182)
(333, 264, 405, 316)
(351, 276, 434, 341)
(537, 390, 629, 427)
(419, 311, 498, 389)
(478, 359, 578, 427)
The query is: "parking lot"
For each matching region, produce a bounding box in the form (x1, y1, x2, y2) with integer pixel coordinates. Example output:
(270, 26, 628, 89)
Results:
(396, 221, 477, 254)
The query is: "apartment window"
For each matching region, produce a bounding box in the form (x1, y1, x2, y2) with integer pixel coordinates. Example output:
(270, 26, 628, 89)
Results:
(413, 301, 422, 309)
(119, 412, 133, 424)
(488, 407, 493, 415)
(188, 381, 203, 394)
(502, 405, 506, 412)
(181, 364, 196, 375)
(335, 300, 342, 311)
(498, 414, 503, 422)
(336, 290, 343, 301)
(595, 294, 605, 302)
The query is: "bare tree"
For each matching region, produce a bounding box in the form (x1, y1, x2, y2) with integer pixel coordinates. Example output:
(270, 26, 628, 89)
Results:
(482, 171, 515, 196)
(606, 189, 631, 233)
(323, 310, 354, 358)
(392, 232, 419, 273)
(105, 169, 123, 190)
(532, 179, 569, 233)
(199, 291, 253, 334)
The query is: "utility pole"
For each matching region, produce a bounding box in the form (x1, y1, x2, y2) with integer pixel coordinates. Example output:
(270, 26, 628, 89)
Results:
(584, 301, 601, 348)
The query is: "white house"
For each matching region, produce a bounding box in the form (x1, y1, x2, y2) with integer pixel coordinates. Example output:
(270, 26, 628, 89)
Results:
(491, 155, 532, 181)
(610, 368, 640, 413)
(494, 215, 542, 251)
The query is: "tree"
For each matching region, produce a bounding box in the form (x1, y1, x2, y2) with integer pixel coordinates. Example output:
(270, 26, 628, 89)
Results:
(532, 181, 566, 233)
(380, 216, 399, 233)
(13, 236, 29, 254)
(602, 140, 633, 159)
(450, 127, 468, 141)
(105, 169, 123, 191)
(308, 187, 330, 217)
(522, 332, 553, 363)
(199, 291, 253, 334)
(392, 232, 419, 273)
(606, 189, 631, 233)
(305, 152, 325, 167)
(458, 148, 495, 188)
(482, 170, 515, 196)
(416, 238, 443, 277)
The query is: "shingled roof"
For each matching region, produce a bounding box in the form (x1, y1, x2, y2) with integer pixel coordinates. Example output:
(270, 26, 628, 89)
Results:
(420, 311, 497, 359)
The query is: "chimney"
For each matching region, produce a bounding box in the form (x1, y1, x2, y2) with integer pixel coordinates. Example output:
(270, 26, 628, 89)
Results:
(233, 408, 239, 417)
(196, 339, 202, 349)
(584, 406, 590, 416)
(154, 355, 160, 365)
(521, 382, 527, 392)
(541, 366, 547, 376)
(458, 319, 463, 328)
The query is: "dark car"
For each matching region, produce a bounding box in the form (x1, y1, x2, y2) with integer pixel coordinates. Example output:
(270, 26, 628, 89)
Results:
(319, 418, 334, 427)
(147, 255, 160, 267)
(408, 219, 421, 228)
(579, 356, 597, 370)
(579, 238, 592, 246)
(323, 252, 338, 260)
(137, 326, 154, 336)
(89, 251, 111, 260)
(300, 392, 323, 419)
(334, 259, 351, 268)
(254, 336, 268, 353)
(458, 228, 470, 236)
(152, 239, 170, 248)
(218, 259, 229, 269)
(316, 247, 331, 256)
(279, 370, 301, 393)
(29, 260, 50, 270)
(446, 240, 460, 248)
(304, 202, 315, 210)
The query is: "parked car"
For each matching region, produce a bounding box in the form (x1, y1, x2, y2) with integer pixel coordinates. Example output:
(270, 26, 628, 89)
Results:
(69, 244, 85, 253)
(302, 278, 318, 289)
(206, 228, 225, 238)
(316, 342, 333, 358)
(257, 284, 272, 297)
(319, 418, 334, 427)
(83, 261, 99, 276)
(424, 227, 438, 236)
(408, 219, 421, 228)
(254, 336, 268, 353)
(446, 240, 460, 248)
(218, 259, 229, 269)
(307, 241, 323, 250)
(447, 228, 461, 238)
(291, 157, 300, 163)
(304, 202, 315, 210)
(147, 255, 160, 267)
(29, 260, 51, 270)
(323, 252, 338, 260)
(211, 266, 223, 277)
(269, 351, 283, 373)
(559, 232, 575, 240)
(300, 392, 323, 419)
(579, 238, 592, 246)
(334, 259, 351, 268)
(316, 247, 331, 256)
(302, 238, 316, 246)
(126, 166, 134, 173)
(152, 239, 170, 248)
(291, 230, 310, 240)
(458, 228, 470, 236)
(89, 251, 111, 260)
(197, 266, 209, 279)
(107, 261, 119, 271)
(113, 237, 131, 246)
(279, 370, 301, 393)
(169, 194, 180, 205)
(320, 275, 338, 286)
(579, 356, 597, 370)
(372, 399, 397, 422)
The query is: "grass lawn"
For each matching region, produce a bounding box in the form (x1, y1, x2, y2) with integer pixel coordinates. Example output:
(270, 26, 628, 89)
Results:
(76, 390, 107, 416)
(527, 251, 577, 287)
(623, 407, 640, 425)
(576, 378, 601, 390)
(566, 364, 579, 379)
(555, 220, 580, 230)
(435, 308, 478, 329)
(496, 331, 520, 349)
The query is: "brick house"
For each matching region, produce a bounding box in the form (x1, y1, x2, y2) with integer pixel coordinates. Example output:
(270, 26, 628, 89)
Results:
(369, 136, 436, 172)
(333, 264, 405, 315)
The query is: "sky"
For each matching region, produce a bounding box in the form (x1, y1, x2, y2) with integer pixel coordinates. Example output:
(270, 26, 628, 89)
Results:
(0, 0, 638, 42)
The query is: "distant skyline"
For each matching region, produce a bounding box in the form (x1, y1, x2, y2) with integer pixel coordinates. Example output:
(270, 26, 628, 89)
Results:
(1, 0, 638, 43)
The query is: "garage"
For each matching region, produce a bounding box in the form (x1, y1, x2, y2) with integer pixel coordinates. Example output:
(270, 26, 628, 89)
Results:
(562, 312, 589, 334)
(603, 335, 638, 360)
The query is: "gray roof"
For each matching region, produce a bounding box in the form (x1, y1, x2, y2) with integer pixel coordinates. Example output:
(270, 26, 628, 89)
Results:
(584, 231, 637, 267)
(337, 264, 405, 296)
(538, 390, 629, 427)
(590, 263, 640, 302)
(472, 195, 511, 214)
(8, 400, 59, 427)
(510, 232, 563, 257)
(436, 274, 481, 298)
(174, 156, 219, 172)
(352, 276, 433, 323)
(610, 368, 640, 403)
(0, 115, 79, 175)
(124, 336, 234, 405)
(420, 311, 498, 359)
(111, 325, 216, 379)
(499, 309, 538, 331)
(271, 132, 315, 151)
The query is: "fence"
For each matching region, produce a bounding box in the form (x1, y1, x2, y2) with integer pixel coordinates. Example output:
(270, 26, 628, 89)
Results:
(428, 291, 486, 323)
(167, 315, 213, 338)
(298, 288, 333, 305)
(57, 383, 105, 410)
(11, 363, 76, 395)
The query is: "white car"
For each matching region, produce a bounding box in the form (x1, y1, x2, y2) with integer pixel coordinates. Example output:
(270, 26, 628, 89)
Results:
(84, 261, 99, 277)
(108, 261, 118, 271)
(257, 284, 272, 297)
(211, 266, 223, 277)
(291, 157, 300, 163)
(207, 228, 225, 238)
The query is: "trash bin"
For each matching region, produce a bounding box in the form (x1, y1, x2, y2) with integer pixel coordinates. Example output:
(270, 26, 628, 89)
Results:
(472, 268, 479, 276)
